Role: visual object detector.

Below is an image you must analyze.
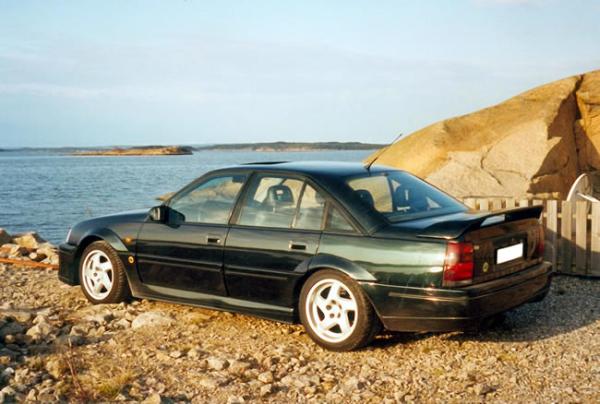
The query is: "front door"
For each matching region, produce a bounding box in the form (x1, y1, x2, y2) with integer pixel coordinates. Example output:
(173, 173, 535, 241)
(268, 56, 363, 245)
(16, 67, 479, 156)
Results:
(224, 175, 326, 306)
(136, 173, 247, 295)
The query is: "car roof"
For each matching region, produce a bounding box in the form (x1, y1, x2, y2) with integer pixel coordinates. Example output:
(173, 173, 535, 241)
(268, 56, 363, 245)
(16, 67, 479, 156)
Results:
(222, 161, 392, 178)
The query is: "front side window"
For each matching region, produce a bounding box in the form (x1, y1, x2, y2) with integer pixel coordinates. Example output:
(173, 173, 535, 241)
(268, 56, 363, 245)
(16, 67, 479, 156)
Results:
(238, 176, 304, 228)
(168, 175, 246, 224)
(346, 171, 466, 222)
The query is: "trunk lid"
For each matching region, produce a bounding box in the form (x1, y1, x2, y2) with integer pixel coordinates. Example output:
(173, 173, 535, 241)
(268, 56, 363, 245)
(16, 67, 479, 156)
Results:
(390, 206, 544, 284)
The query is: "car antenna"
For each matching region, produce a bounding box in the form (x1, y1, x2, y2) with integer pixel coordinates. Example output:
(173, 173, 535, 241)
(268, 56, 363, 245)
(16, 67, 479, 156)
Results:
(364, 132, 403, 172)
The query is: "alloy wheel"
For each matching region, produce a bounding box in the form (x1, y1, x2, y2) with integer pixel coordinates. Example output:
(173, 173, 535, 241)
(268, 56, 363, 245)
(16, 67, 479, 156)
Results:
(81, 249, 114, 300)
(305, 278, 358, 343)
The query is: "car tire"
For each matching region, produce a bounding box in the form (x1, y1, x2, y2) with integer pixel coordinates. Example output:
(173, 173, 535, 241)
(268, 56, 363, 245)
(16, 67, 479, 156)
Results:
(79, 241, 131, 304)
(299, 269, 381, 351)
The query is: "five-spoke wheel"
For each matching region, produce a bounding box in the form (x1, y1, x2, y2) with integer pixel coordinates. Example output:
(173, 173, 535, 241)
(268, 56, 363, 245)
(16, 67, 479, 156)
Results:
(79, 241, 131, 304)
(305, 279, 358, 343)
(81, 250, 114, 300)
(299, 269, 380, 351)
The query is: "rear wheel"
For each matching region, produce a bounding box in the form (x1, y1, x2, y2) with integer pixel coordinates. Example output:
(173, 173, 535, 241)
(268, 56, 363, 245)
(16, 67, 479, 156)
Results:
(79, 241, 131, 304)
(299, 269, 380, 351)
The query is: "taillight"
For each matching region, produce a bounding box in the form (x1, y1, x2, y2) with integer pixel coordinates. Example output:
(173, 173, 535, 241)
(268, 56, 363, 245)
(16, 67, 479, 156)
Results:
(535, 225, 545, 258)
(443, 241, 474, 285)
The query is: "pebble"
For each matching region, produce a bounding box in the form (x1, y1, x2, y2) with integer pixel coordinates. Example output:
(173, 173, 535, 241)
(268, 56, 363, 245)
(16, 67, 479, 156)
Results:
(257, 371, 274, 384)
(207, 357, 228, 371)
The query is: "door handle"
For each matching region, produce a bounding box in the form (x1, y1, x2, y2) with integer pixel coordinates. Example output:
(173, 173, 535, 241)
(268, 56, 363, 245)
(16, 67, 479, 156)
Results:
(206, 235, 221, 244)
(289, 241, 307, 251)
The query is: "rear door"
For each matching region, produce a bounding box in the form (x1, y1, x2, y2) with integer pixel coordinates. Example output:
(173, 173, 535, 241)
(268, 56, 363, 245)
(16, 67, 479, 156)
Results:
(224, 174, 326, 306)
(136, 173, 247, 295)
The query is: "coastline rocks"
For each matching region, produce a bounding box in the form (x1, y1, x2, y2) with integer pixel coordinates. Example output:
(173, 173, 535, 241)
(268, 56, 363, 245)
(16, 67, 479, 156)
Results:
(366, 69, 600, 199)
(12, 233, 46, 251)
(0, 229, 58, 266)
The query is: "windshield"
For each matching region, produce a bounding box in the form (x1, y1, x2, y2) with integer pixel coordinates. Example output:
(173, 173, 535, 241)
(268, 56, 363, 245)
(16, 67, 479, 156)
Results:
(346, 171, 467, 222)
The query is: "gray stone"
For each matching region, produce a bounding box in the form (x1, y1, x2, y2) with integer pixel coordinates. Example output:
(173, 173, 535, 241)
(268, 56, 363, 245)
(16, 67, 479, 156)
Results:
(131, 312, 174, 329)
(0, 322, 26, 339)
(169, 350, 182, 359)
(228, 360, 251, 374)
(257, 371, 274, 384)
(260, 383, 273, 397)
(142, 393, 162, 404)
(198, 376, 218, 389)
(26, 319, 54, 342)
(114, 318, 131, 329)
(207, 357, 228, 371)
(45, 358, 64, 379)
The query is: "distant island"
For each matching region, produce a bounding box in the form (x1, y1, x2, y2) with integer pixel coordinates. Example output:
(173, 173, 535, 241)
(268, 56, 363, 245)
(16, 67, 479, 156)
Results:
(194, 142, 385, 152)
(73, 145, 194, 156)
(1, 142, 384, 156)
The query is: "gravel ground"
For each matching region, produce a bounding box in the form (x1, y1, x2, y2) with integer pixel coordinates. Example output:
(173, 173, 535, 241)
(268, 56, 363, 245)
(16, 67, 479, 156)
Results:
(0, 264, 598, 403)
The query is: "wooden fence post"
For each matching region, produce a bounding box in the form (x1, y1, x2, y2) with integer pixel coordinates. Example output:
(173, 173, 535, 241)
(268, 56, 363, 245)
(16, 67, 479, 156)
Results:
(590, 203, 600, 276)
(561, 201, 573, 273)
(546, 200, 558, 272)
(575, 201, 588, 274)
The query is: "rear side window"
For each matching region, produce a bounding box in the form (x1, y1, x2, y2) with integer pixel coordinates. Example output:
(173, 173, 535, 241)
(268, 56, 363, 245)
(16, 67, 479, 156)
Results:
(326, 206, 354, 232)
(294, 184, 326, 230)
(238, 176, 304, 228)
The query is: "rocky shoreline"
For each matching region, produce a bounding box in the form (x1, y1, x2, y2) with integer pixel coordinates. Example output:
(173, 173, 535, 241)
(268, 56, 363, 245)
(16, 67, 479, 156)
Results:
(0, 230, 599, 402)
(0, 229, 59, 267)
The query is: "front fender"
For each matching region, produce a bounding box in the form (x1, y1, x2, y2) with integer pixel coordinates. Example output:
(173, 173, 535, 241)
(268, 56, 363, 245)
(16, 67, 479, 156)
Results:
(80, 228, 130, 253)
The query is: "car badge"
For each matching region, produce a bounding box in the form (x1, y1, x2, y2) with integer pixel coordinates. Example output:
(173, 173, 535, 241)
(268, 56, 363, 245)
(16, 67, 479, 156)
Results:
(482, 262, 489, 273)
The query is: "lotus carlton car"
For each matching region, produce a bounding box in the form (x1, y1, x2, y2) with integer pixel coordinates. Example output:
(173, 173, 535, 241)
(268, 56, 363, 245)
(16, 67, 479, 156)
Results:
(59, 162, 552, 351)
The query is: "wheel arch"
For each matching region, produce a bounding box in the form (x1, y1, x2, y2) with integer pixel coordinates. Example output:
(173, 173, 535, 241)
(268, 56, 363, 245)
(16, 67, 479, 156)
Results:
(72, 229, 130, 284)
(292, 254, 378, 320)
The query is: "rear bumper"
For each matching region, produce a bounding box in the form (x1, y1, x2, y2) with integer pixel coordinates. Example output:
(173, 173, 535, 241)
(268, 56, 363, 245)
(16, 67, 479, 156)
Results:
(361, 261, 552, 332)
(58, 243, 79, 285)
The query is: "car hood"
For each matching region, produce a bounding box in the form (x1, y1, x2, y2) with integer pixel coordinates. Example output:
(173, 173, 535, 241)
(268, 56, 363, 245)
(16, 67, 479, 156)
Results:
(81, 209, 150, 225)
(375, 206, 543, 240)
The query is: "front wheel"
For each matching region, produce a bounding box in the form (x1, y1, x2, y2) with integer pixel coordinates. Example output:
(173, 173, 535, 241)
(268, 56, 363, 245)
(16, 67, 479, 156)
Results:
(299, 269, 380, 351)
(79, 241, 131, 304)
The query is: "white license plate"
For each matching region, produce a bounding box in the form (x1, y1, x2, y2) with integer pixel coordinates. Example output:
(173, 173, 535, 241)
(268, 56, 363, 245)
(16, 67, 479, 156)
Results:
(496, 242, 524, 264)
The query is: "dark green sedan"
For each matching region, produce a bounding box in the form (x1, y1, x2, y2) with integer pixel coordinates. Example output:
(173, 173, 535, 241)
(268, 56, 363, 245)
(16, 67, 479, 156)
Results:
(58, 162, 552, 351)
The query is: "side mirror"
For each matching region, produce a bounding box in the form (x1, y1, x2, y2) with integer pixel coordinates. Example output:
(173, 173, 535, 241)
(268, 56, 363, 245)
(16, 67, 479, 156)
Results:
(149, 205, 166, 222)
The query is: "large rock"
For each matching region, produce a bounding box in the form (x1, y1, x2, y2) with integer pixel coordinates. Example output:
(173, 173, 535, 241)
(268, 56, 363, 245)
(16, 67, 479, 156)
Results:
(366, 70, 600, 199)
(12, 232, 46, 251)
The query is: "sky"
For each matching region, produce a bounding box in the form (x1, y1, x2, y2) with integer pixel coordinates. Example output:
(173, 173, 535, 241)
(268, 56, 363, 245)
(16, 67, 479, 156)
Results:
(1, 0, 599, 148)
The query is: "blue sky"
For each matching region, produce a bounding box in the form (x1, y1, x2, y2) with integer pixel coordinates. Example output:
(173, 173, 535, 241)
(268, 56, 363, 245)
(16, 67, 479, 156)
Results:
(1, 0, 599, 148)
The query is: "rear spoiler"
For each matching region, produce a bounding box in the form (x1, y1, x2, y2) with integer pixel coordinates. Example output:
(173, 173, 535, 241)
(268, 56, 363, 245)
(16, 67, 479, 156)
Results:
(417, 205, 543, 239)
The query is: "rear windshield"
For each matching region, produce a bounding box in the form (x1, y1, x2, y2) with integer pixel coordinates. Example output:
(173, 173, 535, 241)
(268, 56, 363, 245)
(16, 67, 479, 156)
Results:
(346, 171, 467, 222)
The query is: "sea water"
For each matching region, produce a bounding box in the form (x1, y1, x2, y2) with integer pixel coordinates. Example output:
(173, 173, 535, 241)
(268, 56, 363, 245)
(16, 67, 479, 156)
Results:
(0, 150, 373, 243)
